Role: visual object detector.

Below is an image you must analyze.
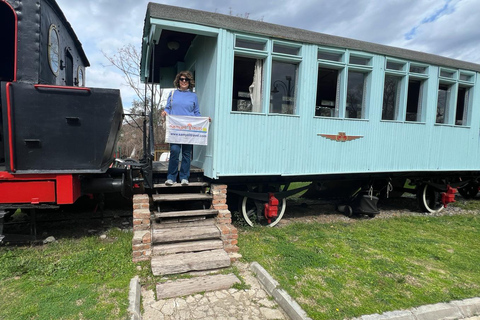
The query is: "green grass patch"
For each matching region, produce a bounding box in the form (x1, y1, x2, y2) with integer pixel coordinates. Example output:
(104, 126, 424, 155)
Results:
(0, 228, 138, 320)
(239, 214, 480, 320)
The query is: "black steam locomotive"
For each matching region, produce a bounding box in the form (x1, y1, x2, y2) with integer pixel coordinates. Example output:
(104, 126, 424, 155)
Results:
(0, 0, 136, 240)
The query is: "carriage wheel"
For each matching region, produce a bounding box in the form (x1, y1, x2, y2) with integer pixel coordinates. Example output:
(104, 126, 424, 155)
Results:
(458, 182, 479, 199)
(417, 184, 444, 213)
(241, 195, 287, 227)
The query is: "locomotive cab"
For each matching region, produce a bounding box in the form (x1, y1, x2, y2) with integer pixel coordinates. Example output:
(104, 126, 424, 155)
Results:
(0, 0, 125, 214)
(0, 1, 15, 168)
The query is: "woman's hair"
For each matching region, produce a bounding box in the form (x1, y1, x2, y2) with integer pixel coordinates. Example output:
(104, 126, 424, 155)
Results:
(173, 71, 195, 90)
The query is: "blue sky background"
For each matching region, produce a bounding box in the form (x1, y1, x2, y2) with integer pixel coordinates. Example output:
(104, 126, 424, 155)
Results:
(55, 0, 480, 110)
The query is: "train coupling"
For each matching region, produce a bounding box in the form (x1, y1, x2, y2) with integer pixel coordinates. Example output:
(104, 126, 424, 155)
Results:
(441, 185, 457, 207)
(264, 193, 279, 223)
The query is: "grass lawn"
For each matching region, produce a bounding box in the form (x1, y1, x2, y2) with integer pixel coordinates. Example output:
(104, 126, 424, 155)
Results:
(239, 212, 480, 320)
(0, 228, 146, 320)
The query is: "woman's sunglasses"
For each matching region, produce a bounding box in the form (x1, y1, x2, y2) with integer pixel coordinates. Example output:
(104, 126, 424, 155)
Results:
(179, 77, 190, 82)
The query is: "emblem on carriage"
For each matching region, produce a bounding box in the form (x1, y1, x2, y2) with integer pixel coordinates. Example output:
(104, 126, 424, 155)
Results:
(318, 132, 364, 142)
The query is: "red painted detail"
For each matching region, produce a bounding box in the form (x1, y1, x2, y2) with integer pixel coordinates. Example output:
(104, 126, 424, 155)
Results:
(0, 173, 81, 205)
(34, 84, 91, 92)
(56, 175, 82, 204)
(441, 185, 457, 207)
(2, 1, 17, 81)
(6, 82, 15, 172)
(0, 181, 56, 204)
(264, 192, 279, 223)
(319, 132, 363, 142)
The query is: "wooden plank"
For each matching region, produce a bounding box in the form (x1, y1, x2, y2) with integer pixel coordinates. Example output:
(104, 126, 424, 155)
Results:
(155, 209, 218, 219)
(156, 274, 240, 299)
(152, 193, 212, 202)
(153, 239, 224, 255)
(151, 249, 231, 276)
(153, 182, 209, 188)
(152, 225, 220, 243)
(152, 219, 215, 229)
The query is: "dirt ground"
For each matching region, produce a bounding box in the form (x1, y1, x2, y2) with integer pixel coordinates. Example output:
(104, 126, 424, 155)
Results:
(1, 193, 475, 243)
(277, 194, 472, 227)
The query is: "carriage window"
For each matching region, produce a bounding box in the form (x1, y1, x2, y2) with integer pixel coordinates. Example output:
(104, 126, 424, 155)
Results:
(273, 44, 299, 55)
(455, 86, 470, 126)
(410, 64, 427, 74)
(48, 25, 60, 76)
(436, 83, 453, 124)
(349, 55, 371, 66)
(382, 75, 403, 120)
(318, 51, 343, 62)
(316, 67, 340, 117)
(270, 60, 298, 115)
(77, 66, 85, 87)
(346, 70, 366, 119)
(232, 56, 264, 112)
(235, 38, 266, 51)
(406, 79, 424, 122)
(440, 69, 456, 79)
(386, 61, 405, 71)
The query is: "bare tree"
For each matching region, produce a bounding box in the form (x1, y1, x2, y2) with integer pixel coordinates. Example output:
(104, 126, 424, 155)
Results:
(103, 44, 166, 159)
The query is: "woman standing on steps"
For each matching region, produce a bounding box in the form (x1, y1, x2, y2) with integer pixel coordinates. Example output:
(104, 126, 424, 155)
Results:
(161, 71, 201, 186)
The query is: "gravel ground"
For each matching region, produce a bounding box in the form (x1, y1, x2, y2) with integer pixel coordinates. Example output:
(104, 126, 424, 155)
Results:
(277, 195, 478, 227)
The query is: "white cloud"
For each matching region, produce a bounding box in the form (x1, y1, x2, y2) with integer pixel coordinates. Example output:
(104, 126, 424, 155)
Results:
(54, 0, 480, 109)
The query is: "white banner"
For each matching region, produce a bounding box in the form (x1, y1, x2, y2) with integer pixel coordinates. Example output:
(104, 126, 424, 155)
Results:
(165, 115, 210, 146)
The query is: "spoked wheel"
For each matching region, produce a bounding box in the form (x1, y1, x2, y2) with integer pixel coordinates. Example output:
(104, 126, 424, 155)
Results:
(458, 182, 479, 199)
(417, 184, 444, 213)
(241, 185, 287, 227)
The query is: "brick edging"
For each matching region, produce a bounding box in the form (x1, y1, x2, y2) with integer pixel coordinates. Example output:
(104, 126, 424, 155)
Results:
(132, 194, 152, 263)
(211, 184, 240, 260)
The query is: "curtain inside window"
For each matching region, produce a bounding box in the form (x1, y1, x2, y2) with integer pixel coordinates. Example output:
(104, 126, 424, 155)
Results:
(249, 59, 263, 112)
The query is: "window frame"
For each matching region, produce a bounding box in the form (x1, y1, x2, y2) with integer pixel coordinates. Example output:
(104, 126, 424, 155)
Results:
(48, 24, 60, 76)
(435, 68, 475, 127)
(315, 48, 373, 120)
(232, 34, 303, 116)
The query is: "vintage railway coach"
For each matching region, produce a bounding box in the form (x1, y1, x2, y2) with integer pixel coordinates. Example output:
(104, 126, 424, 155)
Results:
(0, 0, 125, 237)
(141, 4, 480, 225)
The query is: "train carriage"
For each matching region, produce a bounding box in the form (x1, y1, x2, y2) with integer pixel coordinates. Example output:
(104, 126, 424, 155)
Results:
(141, 3, 480, 225)
(0, 0, 127, 239)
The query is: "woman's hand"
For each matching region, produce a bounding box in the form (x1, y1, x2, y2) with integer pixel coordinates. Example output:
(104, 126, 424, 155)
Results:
(161, 111, 167, 117)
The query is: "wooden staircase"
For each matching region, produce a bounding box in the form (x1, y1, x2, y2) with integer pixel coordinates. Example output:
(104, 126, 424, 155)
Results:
(150, 182, 232, 277)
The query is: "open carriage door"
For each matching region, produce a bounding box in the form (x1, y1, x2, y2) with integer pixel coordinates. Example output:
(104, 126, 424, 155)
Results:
(0, 1, 16, 169)
(141, 7, 220, 178)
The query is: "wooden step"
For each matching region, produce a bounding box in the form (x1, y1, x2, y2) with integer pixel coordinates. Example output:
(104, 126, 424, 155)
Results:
(153, 218, 215, 229)
(152, 193, 212, 202)
(153, 239, 224, 256)
(156, 273, 240, 299)
(153, 182, 209, 188)
(152, 224, 220, 243)
(155, 209, 218, 219)
(151, 249, 231, 276)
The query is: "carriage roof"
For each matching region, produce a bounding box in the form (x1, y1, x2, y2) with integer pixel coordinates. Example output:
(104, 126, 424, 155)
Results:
(142, 2, 480, 75)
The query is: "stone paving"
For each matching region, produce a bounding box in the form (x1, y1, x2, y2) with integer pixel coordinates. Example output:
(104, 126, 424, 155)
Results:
(141, 261, 288, 320)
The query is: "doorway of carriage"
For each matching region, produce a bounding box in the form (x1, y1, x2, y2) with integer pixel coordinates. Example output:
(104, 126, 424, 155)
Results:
(141, 17, 219, 177)
(0, 0, 17, 168)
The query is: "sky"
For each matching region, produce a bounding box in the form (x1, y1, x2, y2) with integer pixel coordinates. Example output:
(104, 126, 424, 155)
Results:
(55, 0, 480, 110)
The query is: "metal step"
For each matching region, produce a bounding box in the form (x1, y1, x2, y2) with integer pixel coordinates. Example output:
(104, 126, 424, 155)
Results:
(153, 182, 209, 188)
(155, 209, 218, 219)
(152, 193, 212, 202)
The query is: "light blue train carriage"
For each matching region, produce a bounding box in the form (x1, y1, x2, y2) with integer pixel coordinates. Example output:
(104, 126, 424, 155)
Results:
(141, 3, 480, 226)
